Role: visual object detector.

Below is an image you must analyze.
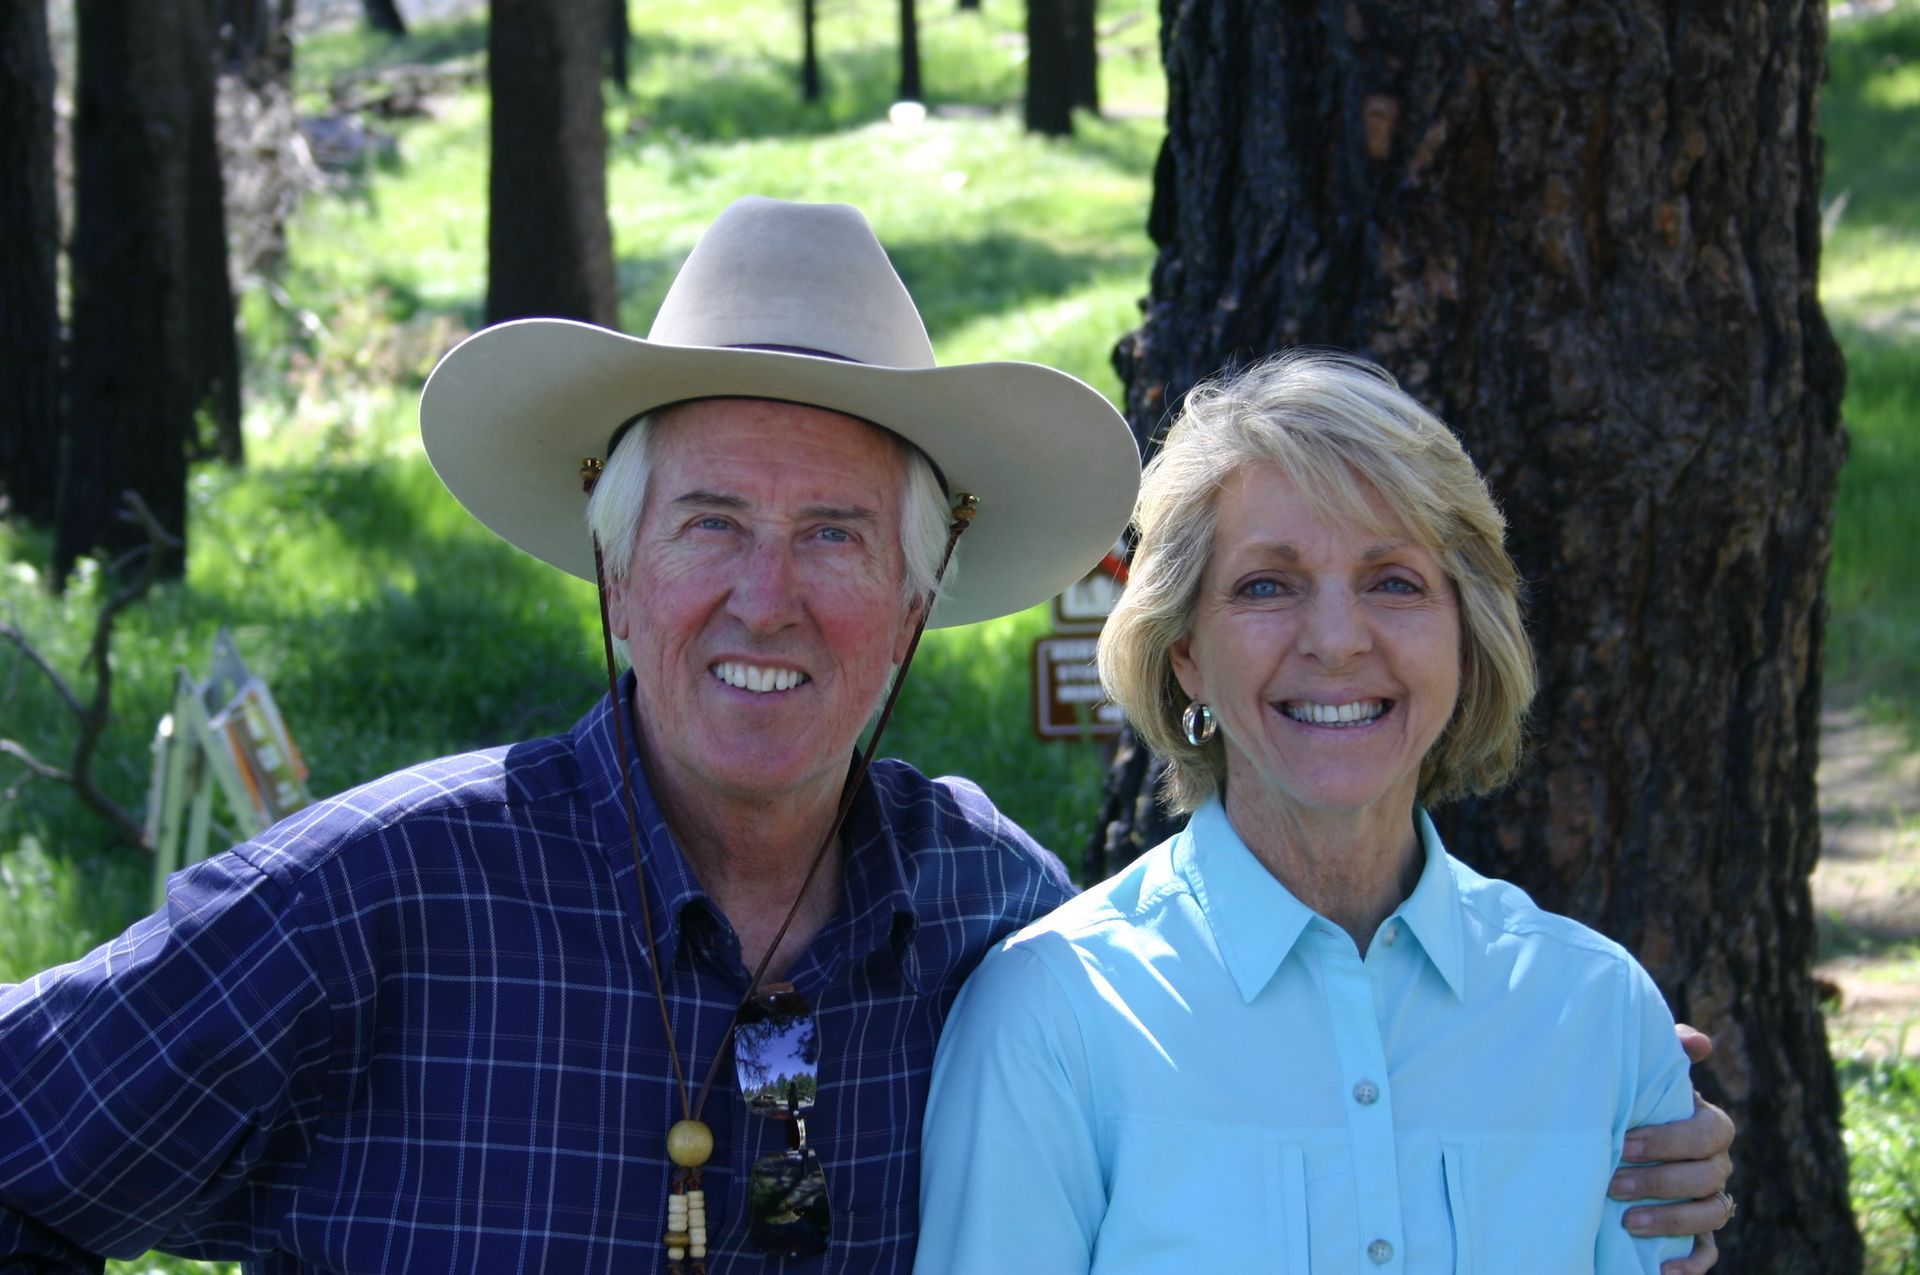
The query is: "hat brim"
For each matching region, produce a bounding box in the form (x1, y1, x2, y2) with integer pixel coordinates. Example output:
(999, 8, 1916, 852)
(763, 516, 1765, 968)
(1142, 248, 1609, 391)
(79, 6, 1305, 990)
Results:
(420, 319, 1141, 628)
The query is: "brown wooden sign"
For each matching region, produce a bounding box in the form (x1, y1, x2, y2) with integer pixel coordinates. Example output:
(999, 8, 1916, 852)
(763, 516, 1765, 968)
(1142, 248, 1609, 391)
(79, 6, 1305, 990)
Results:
(1031, 635, 1123, 741)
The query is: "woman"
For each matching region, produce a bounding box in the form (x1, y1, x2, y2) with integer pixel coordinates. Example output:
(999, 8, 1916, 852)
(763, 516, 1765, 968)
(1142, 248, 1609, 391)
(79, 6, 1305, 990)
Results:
(917, 352, 1701, 1272)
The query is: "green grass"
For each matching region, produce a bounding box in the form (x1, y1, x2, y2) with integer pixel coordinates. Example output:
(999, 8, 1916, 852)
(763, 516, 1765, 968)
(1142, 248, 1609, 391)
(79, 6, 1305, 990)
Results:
(1823, 1, 1920, 739)
(2, 0, 1917, 1269)
(1841, 1048, 1920, 1275)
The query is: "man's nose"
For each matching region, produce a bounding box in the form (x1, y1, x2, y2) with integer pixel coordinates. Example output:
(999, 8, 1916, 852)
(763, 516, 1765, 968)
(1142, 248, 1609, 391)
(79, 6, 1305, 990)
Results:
(727, 539, 804, 632)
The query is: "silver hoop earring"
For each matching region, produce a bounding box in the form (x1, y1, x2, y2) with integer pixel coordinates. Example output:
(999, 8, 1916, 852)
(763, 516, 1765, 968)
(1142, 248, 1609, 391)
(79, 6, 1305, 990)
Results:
(1181, 701, 1216, 747)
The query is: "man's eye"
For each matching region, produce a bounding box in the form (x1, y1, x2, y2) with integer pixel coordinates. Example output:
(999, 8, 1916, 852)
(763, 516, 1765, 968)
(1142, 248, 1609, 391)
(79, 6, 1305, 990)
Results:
(818, 527, 852, 543)
(696, 516, 732, 531)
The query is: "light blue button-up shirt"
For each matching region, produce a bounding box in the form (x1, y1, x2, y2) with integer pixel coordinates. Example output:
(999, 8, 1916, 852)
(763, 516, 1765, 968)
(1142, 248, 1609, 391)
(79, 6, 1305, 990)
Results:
(916, 798, 1694, 1274)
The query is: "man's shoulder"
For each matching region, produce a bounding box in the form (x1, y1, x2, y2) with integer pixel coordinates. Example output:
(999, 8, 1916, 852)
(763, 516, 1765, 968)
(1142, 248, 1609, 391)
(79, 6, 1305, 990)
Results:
(866, 758, 1077, 910)
(231, 732, 587, 889)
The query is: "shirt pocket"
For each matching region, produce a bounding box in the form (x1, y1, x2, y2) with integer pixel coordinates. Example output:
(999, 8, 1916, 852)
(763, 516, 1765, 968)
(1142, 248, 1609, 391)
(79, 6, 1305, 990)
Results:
(1442, 1132, 1612, 1274)
(1097, 1116, 1310, 1274)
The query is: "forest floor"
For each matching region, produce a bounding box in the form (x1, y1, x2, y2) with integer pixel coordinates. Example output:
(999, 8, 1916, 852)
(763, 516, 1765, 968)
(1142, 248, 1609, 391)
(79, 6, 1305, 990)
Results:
(1814, 700, 1920, 1058)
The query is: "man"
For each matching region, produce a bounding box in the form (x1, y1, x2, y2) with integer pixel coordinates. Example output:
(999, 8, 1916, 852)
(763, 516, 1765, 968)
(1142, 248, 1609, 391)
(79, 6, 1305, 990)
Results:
(0, 198, 1732, 1273)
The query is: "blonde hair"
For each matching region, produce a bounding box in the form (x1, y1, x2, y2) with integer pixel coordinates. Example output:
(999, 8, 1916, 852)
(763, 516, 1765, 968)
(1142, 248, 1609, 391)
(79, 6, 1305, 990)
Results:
(1098, 350, 1536, 813)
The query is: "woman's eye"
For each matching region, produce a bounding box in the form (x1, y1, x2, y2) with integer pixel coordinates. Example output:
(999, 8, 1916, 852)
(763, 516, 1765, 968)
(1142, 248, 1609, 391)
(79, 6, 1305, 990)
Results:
(1242, 578, 1283, 599)
(1376, 576, 1420, 595)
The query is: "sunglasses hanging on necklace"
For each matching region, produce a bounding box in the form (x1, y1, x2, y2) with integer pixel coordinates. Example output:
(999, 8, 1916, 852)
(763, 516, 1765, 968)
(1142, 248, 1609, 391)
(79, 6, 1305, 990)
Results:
(582, 459, 976, 1271)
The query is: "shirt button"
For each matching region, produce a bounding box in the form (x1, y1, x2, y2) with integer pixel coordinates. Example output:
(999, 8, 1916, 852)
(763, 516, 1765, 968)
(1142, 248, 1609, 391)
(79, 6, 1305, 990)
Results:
(1352, 1079, 1380, 1106)
(1383, 923, 1399, 947)
(1368, 1238, 1394, 1264)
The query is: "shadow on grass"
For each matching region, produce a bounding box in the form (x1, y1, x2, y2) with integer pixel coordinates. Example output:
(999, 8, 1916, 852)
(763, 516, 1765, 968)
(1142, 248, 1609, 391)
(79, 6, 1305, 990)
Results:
(1824, 7, 1920, 230)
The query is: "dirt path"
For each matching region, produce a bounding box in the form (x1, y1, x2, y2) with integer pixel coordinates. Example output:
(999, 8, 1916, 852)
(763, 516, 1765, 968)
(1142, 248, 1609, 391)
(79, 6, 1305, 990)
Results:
(1813, 703, 1920, 1057)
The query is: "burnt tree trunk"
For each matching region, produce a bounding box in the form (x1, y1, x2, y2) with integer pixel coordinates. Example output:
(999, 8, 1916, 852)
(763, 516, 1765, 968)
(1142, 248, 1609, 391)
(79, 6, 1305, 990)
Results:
(898, 0, 922, 101)
(363, 0, 408, 36)
(1067, 0, 1097, 114)
(0, 0, 61, 524)
(1094, 3, 1854, 1270)
(1025, 0, 1071, 135)
(607, 0, 629, 95)
(212, 0, 301, 285)
(181, 0, 243, 465)
(57, 0, 200, 579)
(486, 0, 618, 327)
(800, 0, 821, 103)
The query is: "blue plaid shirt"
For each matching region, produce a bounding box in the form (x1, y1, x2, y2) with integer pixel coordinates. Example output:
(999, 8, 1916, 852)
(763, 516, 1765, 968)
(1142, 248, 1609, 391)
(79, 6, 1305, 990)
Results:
(0, 677, 1075, 1274)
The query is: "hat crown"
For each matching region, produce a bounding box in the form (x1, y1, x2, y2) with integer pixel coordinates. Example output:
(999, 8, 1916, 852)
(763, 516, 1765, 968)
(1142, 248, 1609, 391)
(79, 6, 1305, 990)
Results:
(647, 197, 937, 370)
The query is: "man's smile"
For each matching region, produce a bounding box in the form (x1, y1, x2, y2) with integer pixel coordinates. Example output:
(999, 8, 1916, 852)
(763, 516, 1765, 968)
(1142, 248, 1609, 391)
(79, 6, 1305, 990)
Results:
(710, 660, 810, 694)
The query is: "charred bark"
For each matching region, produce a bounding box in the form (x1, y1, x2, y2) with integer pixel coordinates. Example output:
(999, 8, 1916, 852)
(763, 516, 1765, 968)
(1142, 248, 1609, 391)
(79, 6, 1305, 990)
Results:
(1025, 0, 1071, 135)
(57, 0, 200, 579)
(0, 0, 61, 524)
(607, 0, 630, 96)
(363, 0, 408, 36)
(1095, 3, 1854, 1268)
(1067, 0, 1097, 115)
(181, 0, 243, 465)
(898, 0, 922, 101)
(800, 0, 821, 103)
(485, 0, 618, 328)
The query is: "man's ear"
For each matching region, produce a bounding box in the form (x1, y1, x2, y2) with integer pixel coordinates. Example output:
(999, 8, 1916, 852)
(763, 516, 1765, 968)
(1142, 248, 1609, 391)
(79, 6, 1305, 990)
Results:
(1168, 634, 1203, 701)
(892, 592, 926, 666)
(604, 572, 632, 643)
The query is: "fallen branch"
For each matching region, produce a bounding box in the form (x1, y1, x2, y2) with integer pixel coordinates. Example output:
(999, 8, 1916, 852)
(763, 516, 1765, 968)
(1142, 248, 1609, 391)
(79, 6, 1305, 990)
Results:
(0, 492, 181, 853)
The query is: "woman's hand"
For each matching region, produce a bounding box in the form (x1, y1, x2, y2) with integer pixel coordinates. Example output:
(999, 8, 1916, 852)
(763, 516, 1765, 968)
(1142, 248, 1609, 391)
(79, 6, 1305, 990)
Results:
(1609, 1024, 1736, 1275)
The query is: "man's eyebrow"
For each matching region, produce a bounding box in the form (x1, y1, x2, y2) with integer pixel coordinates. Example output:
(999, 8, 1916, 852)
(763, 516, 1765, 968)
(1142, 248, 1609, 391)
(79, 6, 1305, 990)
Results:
(671, 490, 749, 510)
(801, 503, 881, 524)
(669, 492, 881, 524)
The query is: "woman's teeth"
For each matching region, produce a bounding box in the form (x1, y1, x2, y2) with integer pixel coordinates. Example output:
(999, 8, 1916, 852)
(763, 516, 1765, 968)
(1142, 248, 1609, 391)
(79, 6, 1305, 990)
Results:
(1283, 699, 1388, 726)
(713, 662, 807, 693)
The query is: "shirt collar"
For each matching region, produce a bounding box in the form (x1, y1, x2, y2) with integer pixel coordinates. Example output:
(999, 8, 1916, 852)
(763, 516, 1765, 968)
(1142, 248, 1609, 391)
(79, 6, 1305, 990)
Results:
(1394, 808, 1468, 1001)
(572, 674, 920, 986)
(1174, 797, 1466, 1003)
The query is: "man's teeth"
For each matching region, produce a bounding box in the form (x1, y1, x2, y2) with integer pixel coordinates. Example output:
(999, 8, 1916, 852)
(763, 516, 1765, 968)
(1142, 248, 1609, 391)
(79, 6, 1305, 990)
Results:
(713, 662, 807, 693)
(1284, 699, 1388, 726)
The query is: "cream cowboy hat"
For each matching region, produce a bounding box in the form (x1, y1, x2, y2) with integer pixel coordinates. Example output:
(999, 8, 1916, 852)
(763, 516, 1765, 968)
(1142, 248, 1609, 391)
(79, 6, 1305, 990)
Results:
(420, 196, 1140, 628)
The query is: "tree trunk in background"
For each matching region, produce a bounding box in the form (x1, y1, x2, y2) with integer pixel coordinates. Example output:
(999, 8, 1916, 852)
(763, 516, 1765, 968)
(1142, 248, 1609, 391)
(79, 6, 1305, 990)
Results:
(959, 0, 980, 10)
(0, 0, 61, 525)
(363, 0, 408, 35)
(1067, 0, 1097, 114)
(607, 0, 630, 95)
(212, 0, 301, 286)
(486, 0, 618, 328)
(898, 0, 922, 101)
(800, 0, 821, 102)
(181, 0, 243, 465)
(57, 0, 198, 578)
(1095, 3, 1854, 1269)
(1025, 0, 1071, 135)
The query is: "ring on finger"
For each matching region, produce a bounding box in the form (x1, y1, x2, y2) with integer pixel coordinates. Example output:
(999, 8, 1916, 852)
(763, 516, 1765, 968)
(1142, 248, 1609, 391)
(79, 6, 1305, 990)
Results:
(1714, 1189, 1737, 1228)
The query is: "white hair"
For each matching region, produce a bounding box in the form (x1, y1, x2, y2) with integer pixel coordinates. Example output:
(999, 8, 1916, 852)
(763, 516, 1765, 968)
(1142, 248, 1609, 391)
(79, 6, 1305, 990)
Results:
(584, 404, 953, 619)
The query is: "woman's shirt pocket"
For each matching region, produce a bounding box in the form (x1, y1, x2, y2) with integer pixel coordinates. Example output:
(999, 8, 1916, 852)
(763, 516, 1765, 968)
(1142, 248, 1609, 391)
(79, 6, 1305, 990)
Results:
(1094, 1115, 1311, 1274)
(1439, 1132, 1612, 1274)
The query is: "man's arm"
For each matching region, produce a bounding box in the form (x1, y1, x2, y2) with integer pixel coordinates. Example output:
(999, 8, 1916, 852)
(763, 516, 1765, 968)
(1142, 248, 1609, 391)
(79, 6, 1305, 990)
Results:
(1609, 1024, 1737, 1275)
(0, 853, 330, 1266)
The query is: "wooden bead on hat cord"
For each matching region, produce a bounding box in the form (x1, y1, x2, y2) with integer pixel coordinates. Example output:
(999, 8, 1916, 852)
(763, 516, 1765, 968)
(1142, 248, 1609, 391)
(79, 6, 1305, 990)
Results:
(581, 459, 976, 1272)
